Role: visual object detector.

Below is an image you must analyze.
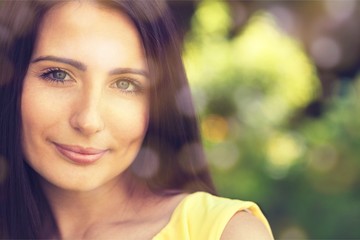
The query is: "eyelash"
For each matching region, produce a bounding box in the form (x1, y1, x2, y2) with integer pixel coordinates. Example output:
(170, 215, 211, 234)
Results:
(112, 78, 144, 95)
(39, 68, 144, 94)
(39, 67, 72, 83)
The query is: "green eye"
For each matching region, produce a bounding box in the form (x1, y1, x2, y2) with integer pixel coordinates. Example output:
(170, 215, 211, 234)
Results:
(52, 71, 67, 80)
(116, 80, 130, 90)
(111, 78, 145, 94)
(40, 68, 72, 83)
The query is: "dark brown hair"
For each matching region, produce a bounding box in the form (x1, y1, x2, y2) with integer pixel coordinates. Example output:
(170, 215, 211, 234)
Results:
(0, 1, 215, 238)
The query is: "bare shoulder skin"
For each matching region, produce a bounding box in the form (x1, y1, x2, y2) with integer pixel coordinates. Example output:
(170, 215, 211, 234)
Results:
(221, 211, 273, 240)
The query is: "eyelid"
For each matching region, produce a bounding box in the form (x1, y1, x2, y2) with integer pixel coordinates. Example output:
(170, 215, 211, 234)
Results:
(42, 67, 74, 77)
(112, 77, 136, 87)
(111, 77, 144, 93)
(39, 67, 75, 83)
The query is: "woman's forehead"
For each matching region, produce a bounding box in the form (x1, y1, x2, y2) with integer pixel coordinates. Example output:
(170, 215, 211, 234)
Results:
(33, 1, 147, 73)
(39, 1, 135, 37)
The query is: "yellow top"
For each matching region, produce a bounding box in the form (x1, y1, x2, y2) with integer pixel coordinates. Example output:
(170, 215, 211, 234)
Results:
(153, 191, 272, 240)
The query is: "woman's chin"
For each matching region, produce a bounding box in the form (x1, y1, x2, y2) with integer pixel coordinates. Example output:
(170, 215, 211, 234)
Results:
(39, 174, 124, 194)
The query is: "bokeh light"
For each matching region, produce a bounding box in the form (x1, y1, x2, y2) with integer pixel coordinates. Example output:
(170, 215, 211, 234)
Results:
(0, 56, 14, 86)
(324, 0, 357, 23)
(131, 147, 159, 179)
(176, 86, 197, 117)
(0, 155, 7, 183)
(206, 141, 239, 171)
(182, 0, 360, 238)
(266, 132, 304, 179)
(308, 145, 338, 173)
(178, 142, 208, 174)
(278, 225, 308, 239)
(310, 36, 342, 69)
(201, 114, 229, 143)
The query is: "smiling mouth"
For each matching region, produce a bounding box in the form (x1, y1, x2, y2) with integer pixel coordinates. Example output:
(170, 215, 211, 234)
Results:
(53, 143, 108, 165)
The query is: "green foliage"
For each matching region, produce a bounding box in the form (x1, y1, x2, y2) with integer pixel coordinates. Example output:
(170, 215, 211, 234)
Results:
(184, 1, 360, 239)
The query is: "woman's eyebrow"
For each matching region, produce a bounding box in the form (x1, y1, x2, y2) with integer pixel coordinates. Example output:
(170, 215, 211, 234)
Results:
(31, 55, 149, 77)
(109, 68, 149, 78)
(31, 56, 87, 71)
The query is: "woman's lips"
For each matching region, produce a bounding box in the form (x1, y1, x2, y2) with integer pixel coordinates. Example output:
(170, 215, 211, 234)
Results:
(54, 143, 108, 164)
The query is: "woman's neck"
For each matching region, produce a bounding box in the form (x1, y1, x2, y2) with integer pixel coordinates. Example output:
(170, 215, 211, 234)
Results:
(40, 175, 152, 239)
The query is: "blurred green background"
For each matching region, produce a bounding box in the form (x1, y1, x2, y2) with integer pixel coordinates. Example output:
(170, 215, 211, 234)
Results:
(171, 0, 360, 239)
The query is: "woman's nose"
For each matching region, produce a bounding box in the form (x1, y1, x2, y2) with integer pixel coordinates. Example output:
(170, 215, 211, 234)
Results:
(69, 92, 105, 136)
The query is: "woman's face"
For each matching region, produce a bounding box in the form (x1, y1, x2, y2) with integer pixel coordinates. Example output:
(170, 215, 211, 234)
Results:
(21, 2, 149, 191)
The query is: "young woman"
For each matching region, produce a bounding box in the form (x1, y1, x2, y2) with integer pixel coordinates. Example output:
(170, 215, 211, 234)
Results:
(0, 1, 273, 239)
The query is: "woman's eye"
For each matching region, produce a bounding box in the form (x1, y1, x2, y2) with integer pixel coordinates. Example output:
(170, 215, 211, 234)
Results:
(40, 68, 72, 82)
(52, 71, 67, 80)
(116, 80, 131, 90)
(113, 79, 141, 93)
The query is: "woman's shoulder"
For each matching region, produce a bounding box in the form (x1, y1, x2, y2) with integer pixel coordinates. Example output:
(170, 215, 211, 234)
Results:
(220, 211, 273, 240)
(154, 191, 273, 239)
